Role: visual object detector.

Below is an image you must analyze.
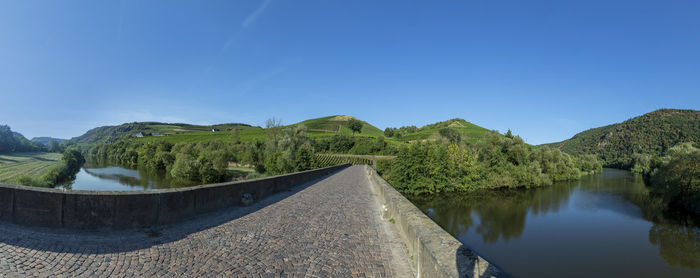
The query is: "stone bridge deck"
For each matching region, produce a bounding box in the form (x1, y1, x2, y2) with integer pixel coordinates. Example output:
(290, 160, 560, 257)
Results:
(0, 166, 413, 277)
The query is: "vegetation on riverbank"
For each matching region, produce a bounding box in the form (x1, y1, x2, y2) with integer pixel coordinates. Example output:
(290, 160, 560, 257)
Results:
(378, 131, 602, 194)
(639, 143, 700, 215)
(15, 148, 85, 187)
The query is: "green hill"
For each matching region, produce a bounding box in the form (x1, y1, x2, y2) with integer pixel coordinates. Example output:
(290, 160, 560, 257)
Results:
(387, 118, 494, 144)
(292, 115, 384, 138)
(68, 116, 498, 147)
(544, 109, 700, 168)
(70, 122, 256, 144)
(68, 116, 384, 145)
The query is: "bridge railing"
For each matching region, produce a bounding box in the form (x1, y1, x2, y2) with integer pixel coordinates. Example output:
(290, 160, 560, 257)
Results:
(366, 165, 502, 278)
(0, 164, 349, 230)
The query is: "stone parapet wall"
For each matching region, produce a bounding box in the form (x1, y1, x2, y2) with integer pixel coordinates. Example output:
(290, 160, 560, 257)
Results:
(366, 166, 502, 278)
(0, 164, 349, 230)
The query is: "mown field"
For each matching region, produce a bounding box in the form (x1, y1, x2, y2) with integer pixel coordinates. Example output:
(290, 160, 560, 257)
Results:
(0, 152, 61, 184)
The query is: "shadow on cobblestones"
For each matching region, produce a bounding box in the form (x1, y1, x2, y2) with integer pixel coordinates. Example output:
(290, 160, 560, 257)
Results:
(0, 176, 322, 255)
(0, 166, 414, 277)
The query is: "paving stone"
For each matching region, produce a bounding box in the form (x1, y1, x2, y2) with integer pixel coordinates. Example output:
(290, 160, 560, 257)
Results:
(0, 166, 412, 277)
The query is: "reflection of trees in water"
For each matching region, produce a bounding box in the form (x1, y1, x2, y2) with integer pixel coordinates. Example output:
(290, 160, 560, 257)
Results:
(593, 170, 700, 270)
(649, 223, 700, 269)
(412, 168, 700, 269)
(635, 196, 700, 269)
(82, 166, 198, 190)
(84, 168, 146, 188)
(411, 182, 575, 243)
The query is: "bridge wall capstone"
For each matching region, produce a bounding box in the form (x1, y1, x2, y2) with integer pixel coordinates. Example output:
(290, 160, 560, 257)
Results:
(0, 164, 349, 230)
(366, 165, 502, 278)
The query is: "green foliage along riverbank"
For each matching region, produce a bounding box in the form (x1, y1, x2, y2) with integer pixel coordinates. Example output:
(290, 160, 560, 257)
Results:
(16, 148, 85, 187)
(83, 125, 338, 184)
(378, 132, 603, 195)
(641, 143, 700, 215)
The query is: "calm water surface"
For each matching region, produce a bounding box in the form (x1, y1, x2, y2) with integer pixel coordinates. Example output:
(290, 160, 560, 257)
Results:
(409, 169, 700, 278)
(57, 165, 192, 191)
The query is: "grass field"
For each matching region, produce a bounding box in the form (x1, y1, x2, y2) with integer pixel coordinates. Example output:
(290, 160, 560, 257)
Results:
(0, 152, 61, 184)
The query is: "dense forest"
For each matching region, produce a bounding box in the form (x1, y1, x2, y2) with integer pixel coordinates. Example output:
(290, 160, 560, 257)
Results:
(0, 125, 45, 153)
(545, 109, 700, 169)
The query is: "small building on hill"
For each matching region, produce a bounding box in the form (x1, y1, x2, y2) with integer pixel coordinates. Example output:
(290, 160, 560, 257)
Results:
(134, 132, 145, 138)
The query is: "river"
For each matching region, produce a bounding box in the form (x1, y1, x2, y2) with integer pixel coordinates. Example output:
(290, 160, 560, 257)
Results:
(57, 165, 196, 191)
(409, 168, 700, 278)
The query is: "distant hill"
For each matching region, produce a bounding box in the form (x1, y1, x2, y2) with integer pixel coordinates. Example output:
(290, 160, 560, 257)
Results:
(387, 118, 494, 144)
(544, 109, 700, 168)
(70, 122, 255, 144)
(292, 115, 384, 138)
(31, 137, 67, 146)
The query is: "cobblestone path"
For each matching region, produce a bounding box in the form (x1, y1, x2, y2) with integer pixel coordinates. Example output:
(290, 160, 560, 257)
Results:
(0, 166, 413, 277)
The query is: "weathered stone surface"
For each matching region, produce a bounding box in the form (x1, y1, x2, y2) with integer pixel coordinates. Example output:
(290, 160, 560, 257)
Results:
(12, 188, 62, 227)
(0, 186, 13, 221)
(63, 194, 116, 230)
(114, 193, 160, 229)
(158, 190, 195, 224)
(241, 193, 254, 206)
(0, 166, 413, 277)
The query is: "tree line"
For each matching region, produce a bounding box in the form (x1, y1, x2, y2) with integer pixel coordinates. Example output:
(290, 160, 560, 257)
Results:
(634, 142, 700, 215)
(377, 131, 603, 194)
(81, 125, 395, 185)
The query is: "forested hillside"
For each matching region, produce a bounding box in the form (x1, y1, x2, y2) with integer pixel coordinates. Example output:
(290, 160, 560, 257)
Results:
(70, 122, 254, 144)
(545, 109, 700, 168)
(0, 125, 45, 153)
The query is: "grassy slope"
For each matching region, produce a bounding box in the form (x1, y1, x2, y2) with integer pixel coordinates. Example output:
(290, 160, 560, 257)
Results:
(137, 115, 385, 144)
(543, 109, 700, 166)
(397, 118, 494, 144)
(293, 115, 385, 137)
(0, 152, 61, 184)
(72, 115, 497, 147)
(71, 122, 256, 144)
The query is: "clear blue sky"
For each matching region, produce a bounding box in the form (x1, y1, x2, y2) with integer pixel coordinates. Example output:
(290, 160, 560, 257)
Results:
(1, 0, 699, 144)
